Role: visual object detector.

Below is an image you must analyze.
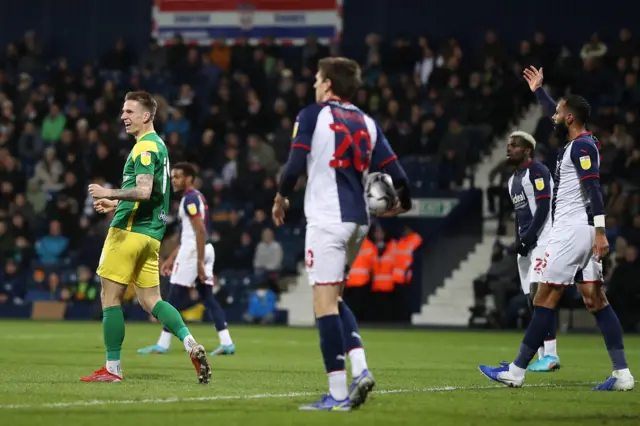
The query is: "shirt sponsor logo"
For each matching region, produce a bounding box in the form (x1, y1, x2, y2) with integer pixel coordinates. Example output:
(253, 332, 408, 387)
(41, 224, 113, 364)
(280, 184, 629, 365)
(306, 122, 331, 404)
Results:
(158, 210, 167, 224)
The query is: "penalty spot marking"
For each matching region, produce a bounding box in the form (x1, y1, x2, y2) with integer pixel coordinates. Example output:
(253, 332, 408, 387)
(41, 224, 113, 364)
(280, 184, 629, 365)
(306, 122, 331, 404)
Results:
(0, 382, 598, 410)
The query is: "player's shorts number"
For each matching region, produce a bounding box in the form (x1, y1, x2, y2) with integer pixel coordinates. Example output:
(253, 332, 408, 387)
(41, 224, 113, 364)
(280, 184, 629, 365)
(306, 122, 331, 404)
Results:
(535, 255, 548, 273)
(328, 123, 372, 172)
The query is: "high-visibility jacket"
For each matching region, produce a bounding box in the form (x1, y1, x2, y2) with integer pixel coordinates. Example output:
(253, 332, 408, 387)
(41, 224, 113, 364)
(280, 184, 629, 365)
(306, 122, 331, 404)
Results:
(346, 238, 376, 287)
(392, 232, 423, 284)
(371, 239, 397, 293)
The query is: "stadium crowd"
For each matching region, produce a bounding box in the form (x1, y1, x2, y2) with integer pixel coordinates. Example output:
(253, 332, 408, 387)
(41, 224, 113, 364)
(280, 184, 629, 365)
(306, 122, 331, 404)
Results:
(1, 28, 533, 319)
(474, 28, 640, 332)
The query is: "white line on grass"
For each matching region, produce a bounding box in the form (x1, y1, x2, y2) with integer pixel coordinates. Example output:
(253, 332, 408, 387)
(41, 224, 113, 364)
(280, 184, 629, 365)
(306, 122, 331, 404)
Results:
(0, 382, 598, 410)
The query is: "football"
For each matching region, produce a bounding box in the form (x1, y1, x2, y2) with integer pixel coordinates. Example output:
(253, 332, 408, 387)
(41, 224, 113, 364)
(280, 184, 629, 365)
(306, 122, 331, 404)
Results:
(365, 172, 397, 214)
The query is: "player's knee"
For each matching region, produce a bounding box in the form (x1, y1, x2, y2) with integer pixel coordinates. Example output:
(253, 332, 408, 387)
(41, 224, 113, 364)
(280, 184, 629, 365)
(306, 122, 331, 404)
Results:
(100, 279, 124, 308)
(581, 284, 608, 312)
(134, 286, 162, 313)
(533, 283, 563, 308)
(313, 284, 341, 317)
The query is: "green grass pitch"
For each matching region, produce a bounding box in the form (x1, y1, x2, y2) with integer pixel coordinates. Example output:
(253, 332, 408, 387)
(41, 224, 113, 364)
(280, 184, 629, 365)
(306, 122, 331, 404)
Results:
(0, 321, 638, 425)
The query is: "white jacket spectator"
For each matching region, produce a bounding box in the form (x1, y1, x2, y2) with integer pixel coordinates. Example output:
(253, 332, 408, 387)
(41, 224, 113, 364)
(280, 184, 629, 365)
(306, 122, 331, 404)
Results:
(253, 228, 283, 272)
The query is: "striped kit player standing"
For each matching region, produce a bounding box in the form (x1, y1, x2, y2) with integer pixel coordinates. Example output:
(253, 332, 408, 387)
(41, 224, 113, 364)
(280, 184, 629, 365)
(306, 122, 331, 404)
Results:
(137, 162, 235, 357)
(506, 130, 561, 372)
(272, 57, 412, 411)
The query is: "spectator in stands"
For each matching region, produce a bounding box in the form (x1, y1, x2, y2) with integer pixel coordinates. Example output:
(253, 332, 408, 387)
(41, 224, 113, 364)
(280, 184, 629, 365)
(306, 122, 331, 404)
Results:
(470, 241, 519, 328)
(253, 228, 283, 276)
(243, 282, 277, 324)
(34, 147, 63, 193)
(17, 121, 43, 173)
(35, 219, 68, 266)
(0, 220, 13, 261)
(486, 159, 513, 233)
(73, 265, 99, 303)
(25, 178, 46, 217)
(580, 33, 608, 61)
(41, 103, 66, 144)
(232, 232, 255, 269)
(1, 258, 24, 303)
(607, 244, 640, 331)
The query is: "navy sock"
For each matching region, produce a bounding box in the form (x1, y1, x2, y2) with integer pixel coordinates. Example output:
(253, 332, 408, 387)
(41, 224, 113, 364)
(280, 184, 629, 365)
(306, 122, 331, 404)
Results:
(164, 285, 190, 333)
(594, 305, 628, 370)
(197, 283, 227, 332)
(514, 306, 556, 369)
(338, 301, 362, 352)
(317, 314, 346, 373)
(546, 311, 557, 340)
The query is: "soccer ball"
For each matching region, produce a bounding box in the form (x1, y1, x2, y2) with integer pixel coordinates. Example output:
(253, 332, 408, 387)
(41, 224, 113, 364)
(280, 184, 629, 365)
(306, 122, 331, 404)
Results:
(365, 172, 397, 214)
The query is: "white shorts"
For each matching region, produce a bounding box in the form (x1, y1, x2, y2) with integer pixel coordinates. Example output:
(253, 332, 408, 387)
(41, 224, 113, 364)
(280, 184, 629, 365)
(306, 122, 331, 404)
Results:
(170, 243, 215, 287)
(541, 224, 603, 286)
(517, 245, 547, 294)
(305, 223, 369, 286)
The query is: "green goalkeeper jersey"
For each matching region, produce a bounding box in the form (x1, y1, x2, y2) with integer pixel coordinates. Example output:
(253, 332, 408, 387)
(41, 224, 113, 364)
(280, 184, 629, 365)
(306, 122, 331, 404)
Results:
(110, 131, 170, 241)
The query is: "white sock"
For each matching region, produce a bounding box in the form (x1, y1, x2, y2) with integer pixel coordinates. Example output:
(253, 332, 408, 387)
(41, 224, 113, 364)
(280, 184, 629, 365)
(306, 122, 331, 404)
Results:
(614, 368, 632, 378)
(218, 329, 232, 346)
(183, 334, 198, 352)
(328, 370, 348, 401)
(537, 346, 545, 360)
(543, 339, 558, 358)
(509, 362, 526, 379)
(106, 360, 122, 377)
(157, 330, 172, 349)
(348, 348, 368, 377)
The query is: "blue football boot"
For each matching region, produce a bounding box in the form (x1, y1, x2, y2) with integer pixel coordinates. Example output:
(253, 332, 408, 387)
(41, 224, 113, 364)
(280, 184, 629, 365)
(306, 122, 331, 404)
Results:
(478, 363, 524, 388)
(209, 343, 235, 356)
(298, 394, 352, 412)
(348, 369, 376, 408)
(527, 355, 561, 372)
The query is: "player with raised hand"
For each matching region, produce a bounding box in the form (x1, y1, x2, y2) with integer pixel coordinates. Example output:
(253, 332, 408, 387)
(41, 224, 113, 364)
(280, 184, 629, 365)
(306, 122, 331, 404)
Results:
(506, 131, 561, 372)
(272, 57, 412, 411)
(479, 68, 634, 391)
(82, 91, 211, 384)
(137, 162, 235, 357)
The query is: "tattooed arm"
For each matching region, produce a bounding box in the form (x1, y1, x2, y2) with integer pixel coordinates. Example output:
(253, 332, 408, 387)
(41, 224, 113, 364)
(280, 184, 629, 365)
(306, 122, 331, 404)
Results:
(105, 174, 153, 201)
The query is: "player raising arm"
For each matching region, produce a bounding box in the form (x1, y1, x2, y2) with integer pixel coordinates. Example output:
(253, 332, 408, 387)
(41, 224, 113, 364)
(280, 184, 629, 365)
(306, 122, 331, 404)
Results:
(82, 91, 211, 384)
(272, 57, 412, 411)
(479, 69, 633, 391)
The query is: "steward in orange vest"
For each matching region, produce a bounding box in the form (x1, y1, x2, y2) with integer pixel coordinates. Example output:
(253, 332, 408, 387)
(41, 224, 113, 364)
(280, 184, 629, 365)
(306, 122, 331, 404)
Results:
(368, 226, 397, 322)
(346, 238, 376, 288)
(392, 227, 423, 285)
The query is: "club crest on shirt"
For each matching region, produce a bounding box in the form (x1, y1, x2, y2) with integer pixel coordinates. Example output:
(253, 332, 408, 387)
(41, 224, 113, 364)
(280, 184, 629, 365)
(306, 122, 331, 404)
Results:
(141, 151, 151, 166)
(187, 203, 198, 215)
(535, 177, 545, 191)
(579, 155, 591, 170)
(292, 121, 299, 139)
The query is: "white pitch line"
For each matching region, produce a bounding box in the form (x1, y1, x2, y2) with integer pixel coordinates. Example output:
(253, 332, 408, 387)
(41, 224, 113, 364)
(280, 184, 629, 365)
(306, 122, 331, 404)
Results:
(0, 382, 598, 410)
